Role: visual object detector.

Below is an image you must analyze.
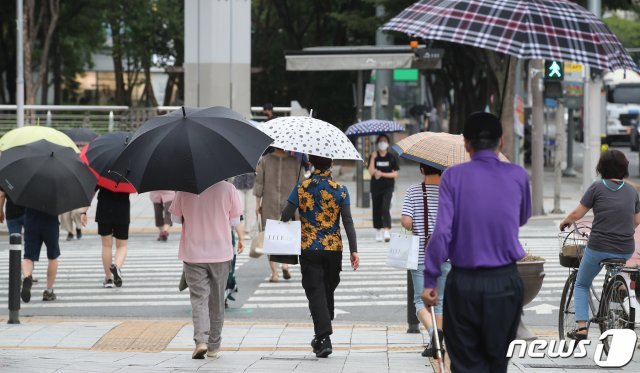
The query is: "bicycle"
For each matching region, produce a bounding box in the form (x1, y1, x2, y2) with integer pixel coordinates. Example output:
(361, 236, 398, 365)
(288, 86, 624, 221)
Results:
(557, 223, 640, 354)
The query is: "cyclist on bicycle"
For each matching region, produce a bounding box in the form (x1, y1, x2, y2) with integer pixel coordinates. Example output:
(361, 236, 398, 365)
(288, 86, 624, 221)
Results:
(560, 149, 640, 340)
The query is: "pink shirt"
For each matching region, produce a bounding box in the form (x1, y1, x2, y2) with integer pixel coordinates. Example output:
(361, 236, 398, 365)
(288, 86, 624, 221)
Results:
(149, 190, 175, 204)
(169, 182, 242, 263)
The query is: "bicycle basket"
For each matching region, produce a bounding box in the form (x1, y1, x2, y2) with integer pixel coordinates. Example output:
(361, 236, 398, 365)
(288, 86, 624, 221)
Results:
(558, 225, 590, 268)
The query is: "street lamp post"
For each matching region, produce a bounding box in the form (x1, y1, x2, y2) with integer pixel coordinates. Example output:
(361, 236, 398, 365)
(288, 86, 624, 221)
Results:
(16, 0, 24, 128)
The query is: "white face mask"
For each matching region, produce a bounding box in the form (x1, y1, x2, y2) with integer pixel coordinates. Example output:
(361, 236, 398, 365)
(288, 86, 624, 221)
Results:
(377, 142, 389, 151)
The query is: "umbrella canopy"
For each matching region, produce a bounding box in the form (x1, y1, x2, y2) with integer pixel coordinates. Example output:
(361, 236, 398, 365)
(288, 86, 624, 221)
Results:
(383, 0, 638, 72)
(345, 119, 405, 137)
(0, 126, 80, 153)
(110, 106, 273, 194)
(0, 140, 96, 215)
(392, 132, 508, 170)
(80, 132, 137, 193)
(62, 128, 99, 144)
(260, 116, 362, 160)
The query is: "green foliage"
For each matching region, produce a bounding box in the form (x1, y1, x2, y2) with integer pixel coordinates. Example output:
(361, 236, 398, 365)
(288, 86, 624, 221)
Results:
(604, 15, 640, 48)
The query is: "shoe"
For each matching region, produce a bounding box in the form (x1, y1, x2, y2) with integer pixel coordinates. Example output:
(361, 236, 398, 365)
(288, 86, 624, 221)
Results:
(383, 230, 391, 242)
(311, 336, 321, 353)
(103, 278, 114, 288)
(207, 347, 220, 358)
(567, 327, 588, 341)
(76, 229, 82, 240)
(269, 276, 279, 283)
(162, 232, 169, 242)
(21, 275, 33, 303)
(423, 329, 445, 358)
(66, 232, 74, 241)
(315, 336, 332, 358)
(192, 343, 207, 359)
(110, 264, 123, 287)
(375, 229, 383, 242)
(283, 268, 291, 280)
(42, 289, 56, 301)
(156, 233, 163, 241)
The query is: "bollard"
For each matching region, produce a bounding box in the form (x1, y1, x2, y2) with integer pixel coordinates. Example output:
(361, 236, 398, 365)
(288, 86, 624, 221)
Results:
(108, 111, 114, 132)
(45, 110, 52, 127)
(406, 270, 420, 333)
(8, 234, 22, 324)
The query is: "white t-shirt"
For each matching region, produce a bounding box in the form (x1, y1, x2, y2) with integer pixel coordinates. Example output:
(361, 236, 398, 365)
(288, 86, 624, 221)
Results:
(401, 183, 440, 264)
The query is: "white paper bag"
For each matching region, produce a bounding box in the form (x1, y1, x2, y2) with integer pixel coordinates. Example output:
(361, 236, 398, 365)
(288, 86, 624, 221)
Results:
(263, 219, 302, 255)
(386, 232, 420, 270)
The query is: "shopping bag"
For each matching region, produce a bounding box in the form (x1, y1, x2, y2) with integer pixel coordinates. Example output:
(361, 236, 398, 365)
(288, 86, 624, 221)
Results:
(249, 215, 264, 258)
(263, 219, 301, 255)
(386, 232, 420, 270)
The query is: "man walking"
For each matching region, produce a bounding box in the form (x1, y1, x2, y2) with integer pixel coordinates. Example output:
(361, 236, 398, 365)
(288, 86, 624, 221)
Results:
(422, 112, 531, 373)
(170, 181, 243, 359)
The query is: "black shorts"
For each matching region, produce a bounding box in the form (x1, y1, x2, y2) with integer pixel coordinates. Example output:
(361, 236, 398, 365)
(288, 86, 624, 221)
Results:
(24, 219, 60, 262)
(98, 223, 129, 240)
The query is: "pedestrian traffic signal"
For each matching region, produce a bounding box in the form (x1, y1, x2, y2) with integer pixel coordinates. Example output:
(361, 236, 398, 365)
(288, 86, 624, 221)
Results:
(544, 60, 564, 81)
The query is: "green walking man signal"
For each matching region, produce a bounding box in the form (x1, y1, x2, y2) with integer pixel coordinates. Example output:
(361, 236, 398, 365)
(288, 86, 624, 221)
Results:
(544, 60, 564, 81)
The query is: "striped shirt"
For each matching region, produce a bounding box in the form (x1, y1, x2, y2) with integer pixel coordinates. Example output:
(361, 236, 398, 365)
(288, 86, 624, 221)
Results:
(401, 183, 440, 264)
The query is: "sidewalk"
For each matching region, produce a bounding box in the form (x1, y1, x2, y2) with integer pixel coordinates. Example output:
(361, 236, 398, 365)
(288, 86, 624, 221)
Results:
(0, 318, 636, 372)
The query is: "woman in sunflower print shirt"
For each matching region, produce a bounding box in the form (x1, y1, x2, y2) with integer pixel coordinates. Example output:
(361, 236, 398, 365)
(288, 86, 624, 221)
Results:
(282, 155, 359, 358)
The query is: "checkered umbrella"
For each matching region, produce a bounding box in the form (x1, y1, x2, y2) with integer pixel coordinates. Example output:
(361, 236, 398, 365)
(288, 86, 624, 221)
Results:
(383, 0, 638, 72)
(392, 132, 508, 170)
(345, 120, 405, 137)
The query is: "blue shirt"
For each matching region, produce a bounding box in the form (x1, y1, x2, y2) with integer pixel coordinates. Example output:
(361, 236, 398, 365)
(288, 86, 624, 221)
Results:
(288, 170, 350, 251)
(424, 150, 532, 288)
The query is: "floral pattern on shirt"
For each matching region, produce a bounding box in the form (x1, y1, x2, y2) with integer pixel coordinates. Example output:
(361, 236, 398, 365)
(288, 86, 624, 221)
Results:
(288, 169, 350, 251)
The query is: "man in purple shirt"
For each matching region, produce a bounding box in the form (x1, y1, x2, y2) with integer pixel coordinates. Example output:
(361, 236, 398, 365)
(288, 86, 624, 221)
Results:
(422, 112, 531, 373)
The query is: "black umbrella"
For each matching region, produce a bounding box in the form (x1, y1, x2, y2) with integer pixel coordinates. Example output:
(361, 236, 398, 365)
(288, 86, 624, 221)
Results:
(0, 140, 97, 215)
(81, 131, 136, 193)
(62, 128, 99, 144)
(110, 106, 274, 194)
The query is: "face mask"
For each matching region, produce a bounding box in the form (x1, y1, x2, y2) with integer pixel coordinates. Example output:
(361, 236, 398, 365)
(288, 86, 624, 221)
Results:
(377, 142, 389, 151)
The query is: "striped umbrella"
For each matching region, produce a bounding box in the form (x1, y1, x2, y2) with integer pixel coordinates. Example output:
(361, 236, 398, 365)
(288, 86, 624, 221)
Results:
(392, 132, 508, 170)
(383, 0, 638, 73)
(345, 120, 405, 137)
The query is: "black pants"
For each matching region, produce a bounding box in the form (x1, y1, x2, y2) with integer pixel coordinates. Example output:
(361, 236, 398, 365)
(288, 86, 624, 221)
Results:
(300, 250, 342, 338)
(443, 263, 523, 373)
(371, 189, 393, 229)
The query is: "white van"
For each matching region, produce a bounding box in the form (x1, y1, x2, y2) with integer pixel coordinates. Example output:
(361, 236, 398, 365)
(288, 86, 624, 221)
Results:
(603, 70, 640, 148)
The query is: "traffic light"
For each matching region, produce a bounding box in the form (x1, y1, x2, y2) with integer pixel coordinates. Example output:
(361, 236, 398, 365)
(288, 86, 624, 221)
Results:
(544, 81, 563, 99)
(544, 60, 564, 81)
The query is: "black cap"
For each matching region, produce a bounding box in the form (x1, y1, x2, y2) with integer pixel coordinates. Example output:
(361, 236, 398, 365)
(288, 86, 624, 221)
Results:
(263, 103, 274, 110)
(463, 112, 503, 140)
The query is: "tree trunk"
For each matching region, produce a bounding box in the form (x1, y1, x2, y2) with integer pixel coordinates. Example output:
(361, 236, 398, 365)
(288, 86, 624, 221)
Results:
(163, 73, 176, 106)
(53, 33, 61, 105)
(500, 56, 517, 162)
(23, 0, 34, 106)
(109, 20, 127, 105)
(142, 61, 158, 107)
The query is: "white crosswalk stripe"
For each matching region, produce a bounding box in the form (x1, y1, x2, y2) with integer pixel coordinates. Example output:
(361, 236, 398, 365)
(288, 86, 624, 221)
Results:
(242, 246, 409, 310)
(0, 245, 250, 309)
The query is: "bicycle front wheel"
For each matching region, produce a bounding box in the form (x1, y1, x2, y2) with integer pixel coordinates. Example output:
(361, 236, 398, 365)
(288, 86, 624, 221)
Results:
(559, 271, 577, 339)
(598, 274, 635, 356)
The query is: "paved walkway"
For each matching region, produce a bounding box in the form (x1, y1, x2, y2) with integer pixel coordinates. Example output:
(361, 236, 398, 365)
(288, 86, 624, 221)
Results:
(0, 318, 636, 372)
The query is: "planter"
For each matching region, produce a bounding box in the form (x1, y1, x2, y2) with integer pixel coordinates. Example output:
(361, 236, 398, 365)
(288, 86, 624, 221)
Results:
(517, 260, 546, 306)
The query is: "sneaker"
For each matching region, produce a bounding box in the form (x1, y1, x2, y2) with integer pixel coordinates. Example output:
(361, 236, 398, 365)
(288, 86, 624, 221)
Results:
(21, 275, 33, 303)
(76, 229, 82, 240)
(42, 289, 57, 301)
(207, 347, 220, 358)
(311, 336, 321, 353)
(192, 343, 207, 359)
(375, 229, 383, 242)
(66, 232, 74, 241)
(110, 264, 123, 287)
(423, 329, 445, 358)
(103, 278, 114, 288)
(315, 336, 332, 358)
(383, 230, 391, 242)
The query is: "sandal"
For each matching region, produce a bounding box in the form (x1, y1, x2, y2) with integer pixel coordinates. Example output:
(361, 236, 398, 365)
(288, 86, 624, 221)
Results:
(283, 268, 291, 280)
(566, 327, 588, 340)
(269, 276, 279, 283)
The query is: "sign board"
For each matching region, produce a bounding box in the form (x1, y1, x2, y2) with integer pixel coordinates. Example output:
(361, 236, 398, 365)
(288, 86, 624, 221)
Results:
(514, 94, 525, 137)
(364, 83, 375, 107)
(564, 63, 584, 82)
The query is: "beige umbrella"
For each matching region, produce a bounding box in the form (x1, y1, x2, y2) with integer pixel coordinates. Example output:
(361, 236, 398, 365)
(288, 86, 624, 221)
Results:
(392, 132, 508, 170)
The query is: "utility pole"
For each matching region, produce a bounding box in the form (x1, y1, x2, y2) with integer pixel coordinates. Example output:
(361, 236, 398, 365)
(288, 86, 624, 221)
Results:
(552, 99, 565, 213)
(583, 0, 603, 190)
(16, 0, 24, 128)
(531, 60, 545, 216)
(375, 5, 393, 121)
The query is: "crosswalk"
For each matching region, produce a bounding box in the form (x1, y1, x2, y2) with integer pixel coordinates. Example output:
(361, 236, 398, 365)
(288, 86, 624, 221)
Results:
(242, 244, 409, 311)
(0, 239, 250, 309)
